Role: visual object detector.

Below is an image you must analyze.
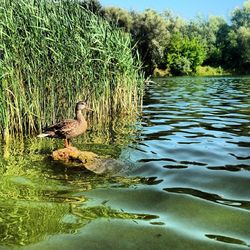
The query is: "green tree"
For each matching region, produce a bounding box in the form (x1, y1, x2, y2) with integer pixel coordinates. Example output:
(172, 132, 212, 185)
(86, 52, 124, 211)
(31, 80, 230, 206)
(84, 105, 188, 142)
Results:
(165, 33, 206, 75)
(237, 26, 250, 71)
(100, 0, 249, 75)
(221, 0, 250, 73)
(224, 26, 250, 73)
(204, 16, 228, 66)
(131, 9, 171, 75)
(231, 0, 250, 28)
(103, 7, 133, 32)
(163, 10, 185, 34)
(182, 16, 227, 67)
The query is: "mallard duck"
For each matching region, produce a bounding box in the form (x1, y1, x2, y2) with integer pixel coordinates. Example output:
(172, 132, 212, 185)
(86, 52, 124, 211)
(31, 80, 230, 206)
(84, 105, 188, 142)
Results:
(37, 101, 92, 148)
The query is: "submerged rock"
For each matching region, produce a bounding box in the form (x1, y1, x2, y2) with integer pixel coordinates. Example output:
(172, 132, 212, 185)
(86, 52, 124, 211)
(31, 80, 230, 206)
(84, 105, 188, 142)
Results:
(52, 147, 98, 165)
(51, 147, 129, 175)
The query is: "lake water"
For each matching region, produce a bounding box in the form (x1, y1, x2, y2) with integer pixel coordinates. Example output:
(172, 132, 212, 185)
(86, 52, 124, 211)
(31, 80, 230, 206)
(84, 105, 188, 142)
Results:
(0, 77, 250, 249)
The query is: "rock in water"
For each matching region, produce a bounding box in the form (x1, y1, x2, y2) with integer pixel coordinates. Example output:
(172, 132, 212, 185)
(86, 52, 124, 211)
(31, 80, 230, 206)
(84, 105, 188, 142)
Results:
(51, 147, 129, 175)
(52, 147, 98, 164)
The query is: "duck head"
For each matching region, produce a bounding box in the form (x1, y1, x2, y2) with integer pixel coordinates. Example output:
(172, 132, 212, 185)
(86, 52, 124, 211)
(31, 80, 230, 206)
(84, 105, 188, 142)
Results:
(76, 101, 93, 111)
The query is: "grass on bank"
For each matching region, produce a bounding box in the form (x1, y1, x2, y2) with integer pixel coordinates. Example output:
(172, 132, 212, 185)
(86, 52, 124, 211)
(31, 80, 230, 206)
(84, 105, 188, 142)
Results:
(153, 66, 231, 77)
(195, 66, 231, 76)
(0, 0, 144, 138)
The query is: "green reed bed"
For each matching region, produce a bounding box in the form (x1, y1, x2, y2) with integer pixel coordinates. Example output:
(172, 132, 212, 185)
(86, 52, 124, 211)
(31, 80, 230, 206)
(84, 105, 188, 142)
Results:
(0, 0, 144, 138)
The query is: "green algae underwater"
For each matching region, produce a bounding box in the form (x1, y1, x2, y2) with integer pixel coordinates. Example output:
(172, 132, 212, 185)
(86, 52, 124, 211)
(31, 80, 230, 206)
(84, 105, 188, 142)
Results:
(0, 133, 158, 247)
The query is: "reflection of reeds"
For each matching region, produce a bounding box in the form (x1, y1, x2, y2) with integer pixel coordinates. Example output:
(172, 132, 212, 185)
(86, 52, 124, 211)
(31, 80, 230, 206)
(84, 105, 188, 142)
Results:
(0, 144, 157, 246)
(0, 0, 144, 138)
(0, 110, 142, 157)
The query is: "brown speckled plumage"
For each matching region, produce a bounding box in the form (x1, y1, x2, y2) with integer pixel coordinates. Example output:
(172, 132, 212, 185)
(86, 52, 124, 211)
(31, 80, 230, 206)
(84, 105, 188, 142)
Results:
(38, 101, 92, 147)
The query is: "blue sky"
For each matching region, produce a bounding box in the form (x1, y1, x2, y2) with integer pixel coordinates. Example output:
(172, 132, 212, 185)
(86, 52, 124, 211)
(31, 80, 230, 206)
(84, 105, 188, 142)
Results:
(99, 0, 245, 20)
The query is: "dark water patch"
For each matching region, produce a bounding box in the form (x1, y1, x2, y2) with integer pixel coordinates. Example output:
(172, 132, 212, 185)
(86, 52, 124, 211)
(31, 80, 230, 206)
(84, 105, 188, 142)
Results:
(183, 133, 218, 139)
(229, 141, 250, 147)
(140, 177, 164, 185)
(163, 165, 188, 169)
(128, 145, 148, 153)
(138, 158, 177, 163)
(178, 141, 201, 144)
(229, 153, 250, 160)
(207, 164, 250, 172)
(205, 234, 249, 248)
(162, 160, 207, 169)
(150, 221, 165, 226)
(150, 151, 157, 155)
(142, 133, 172, 140)
(164, 187, 250, 211)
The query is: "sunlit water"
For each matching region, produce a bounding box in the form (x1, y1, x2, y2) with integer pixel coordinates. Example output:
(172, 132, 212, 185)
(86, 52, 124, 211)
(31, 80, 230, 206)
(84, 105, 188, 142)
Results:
(0, 77, 250, 250)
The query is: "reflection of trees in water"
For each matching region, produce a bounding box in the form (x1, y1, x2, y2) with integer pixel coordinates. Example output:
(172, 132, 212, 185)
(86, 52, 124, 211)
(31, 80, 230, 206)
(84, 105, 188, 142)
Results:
(0, 201, 159, 246)
(0, 203, 72, 246)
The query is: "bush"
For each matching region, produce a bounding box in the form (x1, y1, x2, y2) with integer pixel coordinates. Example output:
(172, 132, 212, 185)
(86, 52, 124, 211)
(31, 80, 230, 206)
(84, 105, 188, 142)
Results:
(196, 66, 229, 76)
(165, 33, 206, 75)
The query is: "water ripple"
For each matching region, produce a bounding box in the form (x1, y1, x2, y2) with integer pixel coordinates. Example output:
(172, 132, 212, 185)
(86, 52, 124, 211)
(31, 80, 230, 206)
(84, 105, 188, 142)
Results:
(205, 234, 249, 248)
(164, 187, 250, 211)
(135, 78, 250, 174)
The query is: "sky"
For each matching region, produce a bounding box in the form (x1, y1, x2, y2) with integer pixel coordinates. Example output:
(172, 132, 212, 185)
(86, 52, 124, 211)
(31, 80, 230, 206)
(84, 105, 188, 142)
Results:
(99, 0, 245, 20)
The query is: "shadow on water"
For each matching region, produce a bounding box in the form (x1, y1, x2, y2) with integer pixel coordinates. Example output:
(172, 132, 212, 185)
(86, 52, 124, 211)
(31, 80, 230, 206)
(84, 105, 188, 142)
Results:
(1, 77, 250, 249)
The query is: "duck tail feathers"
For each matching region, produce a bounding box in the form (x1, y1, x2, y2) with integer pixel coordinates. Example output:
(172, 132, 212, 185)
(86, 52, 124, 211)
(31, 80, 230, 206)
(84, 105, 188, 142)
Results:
(37, 133, 49, 138)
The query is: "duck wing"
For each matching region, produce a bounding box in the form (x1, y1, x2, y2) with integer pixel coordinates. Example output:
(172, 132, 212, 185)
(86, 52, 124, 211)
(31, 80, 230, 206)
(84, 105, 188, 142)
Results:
(45, 119, 77, 137)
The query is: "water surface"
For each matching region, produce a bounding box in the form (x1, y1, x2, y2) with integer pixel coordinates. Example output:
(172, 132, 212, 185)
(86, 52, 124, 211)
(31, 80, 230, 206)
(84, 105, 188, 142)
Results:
(0, 77, 250, 249)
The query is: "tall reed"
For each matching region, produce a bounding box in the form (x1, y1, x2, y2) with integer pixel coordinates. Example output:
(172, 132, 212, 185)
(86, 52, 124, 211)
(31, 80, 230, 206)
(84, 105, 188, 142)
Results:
(0, 0, 144, 138)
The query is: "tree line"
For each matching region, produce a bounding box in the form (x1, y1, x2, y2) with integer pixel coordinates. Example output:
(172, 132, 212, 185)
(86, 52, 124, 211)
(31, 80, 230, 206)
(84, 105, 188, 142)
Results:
(81, 0, 250, 76)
